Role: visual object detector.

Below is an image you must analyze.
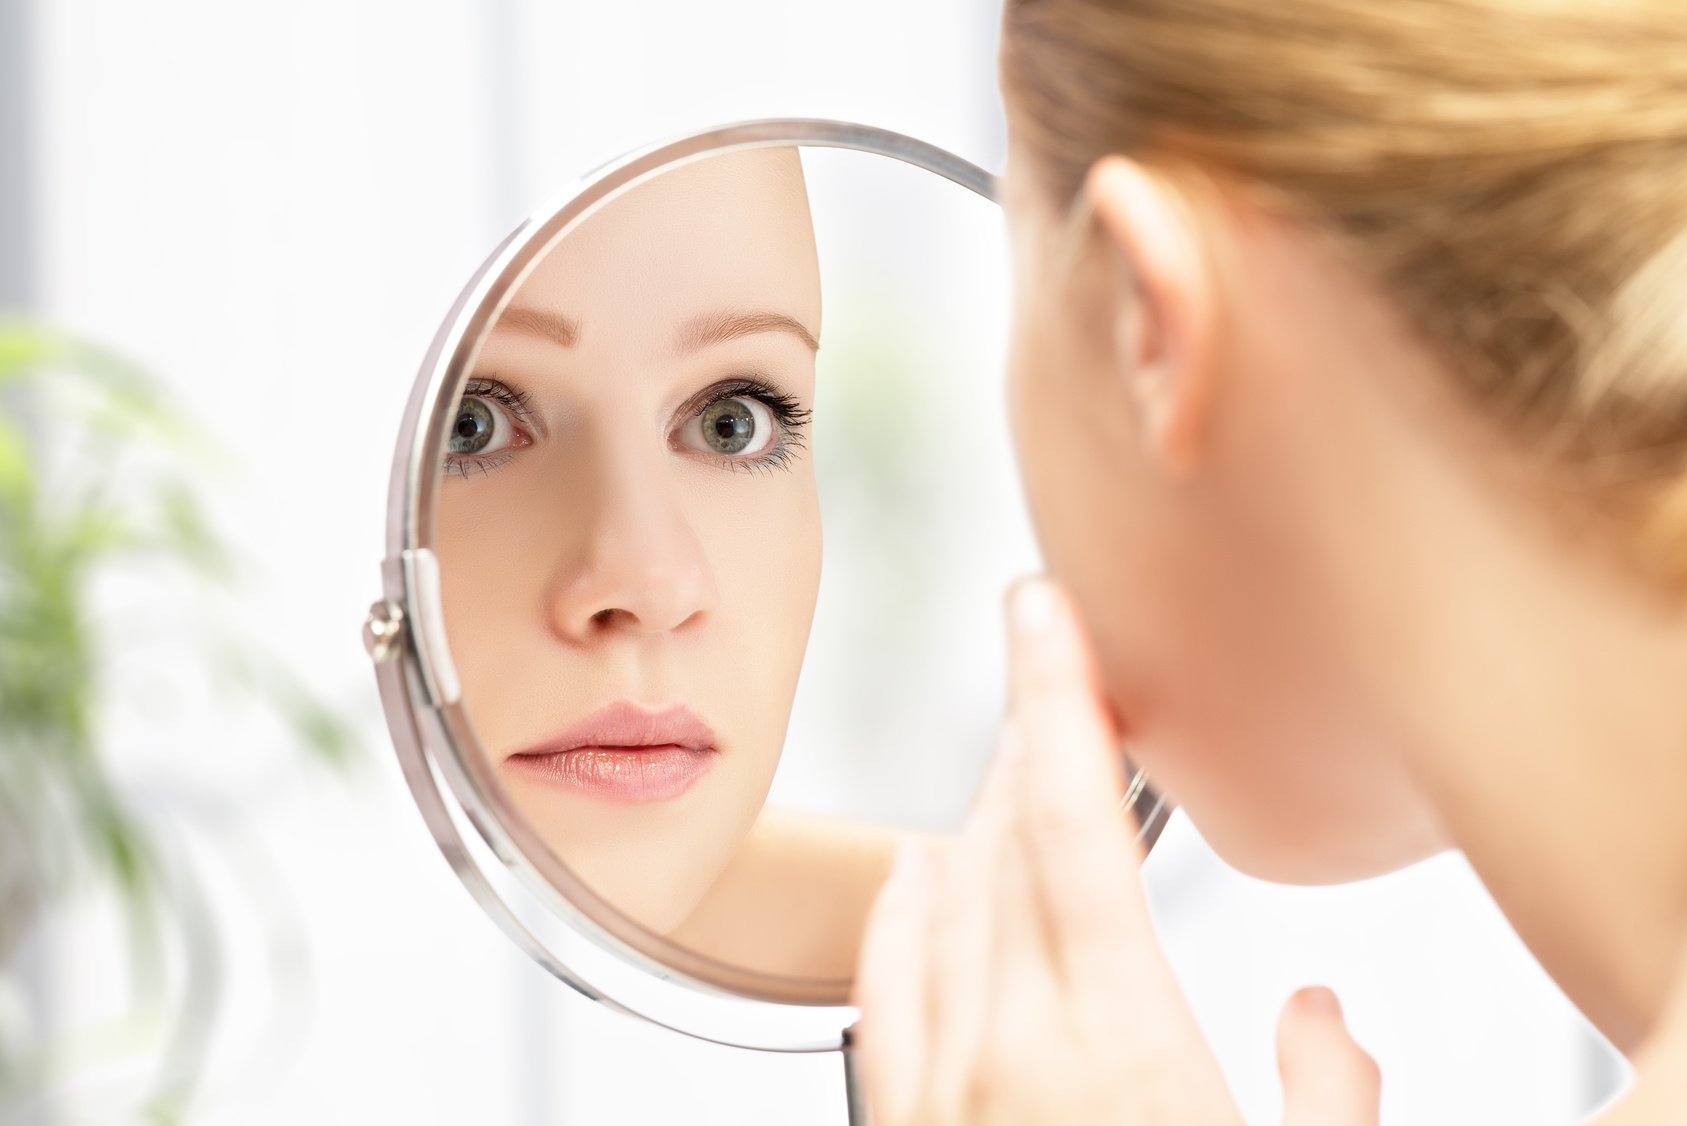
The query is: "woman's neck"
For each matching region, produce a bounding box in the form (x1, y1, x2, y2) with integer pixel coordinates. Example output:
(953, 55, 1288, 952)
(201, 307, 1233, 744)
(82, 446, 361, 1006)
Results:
(1394, 507, 1687, 1052)
(1316, 318, 1687, 1052)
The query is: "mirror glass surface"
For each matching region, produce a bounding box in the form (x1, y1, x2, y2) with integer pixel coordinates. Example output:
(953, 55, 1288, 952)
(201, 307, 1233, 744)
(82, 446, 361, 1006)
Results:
(430, 143, 1031, 997)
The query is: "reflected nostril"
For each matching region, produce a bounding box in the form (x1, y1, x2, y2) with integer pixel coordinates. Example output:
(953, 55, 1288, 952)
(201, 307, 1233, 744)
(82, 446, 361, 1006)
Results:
(552, 553, 714, 638)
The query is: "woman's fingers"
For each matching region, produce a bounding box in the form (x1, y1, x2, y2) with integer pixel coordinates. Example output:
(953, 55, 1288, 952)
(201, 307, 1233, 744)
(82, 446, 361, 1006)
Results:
(969, 729, 1064, 1108)
(854, 574, 1249, 1126)
(854, 841, 941, 1126)
(1277, 987, 1382, 1126)
(1005, 578, 1154, 993)
(1003, 576, 1238, 1120)
(922, 731, 1023, 1110)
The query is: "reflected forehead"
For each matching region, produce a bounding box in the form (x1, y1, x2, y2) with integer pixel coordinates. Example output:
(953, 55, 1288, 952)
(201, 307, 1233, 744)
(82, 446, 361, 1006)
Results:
(486, 149, 821, 358)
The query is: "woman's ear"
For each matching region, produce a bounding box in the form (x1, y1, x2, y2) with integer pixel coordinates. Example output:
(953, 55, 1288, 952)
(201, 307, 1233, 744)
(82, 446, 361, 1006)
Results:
(1083, 157, 1216, 477)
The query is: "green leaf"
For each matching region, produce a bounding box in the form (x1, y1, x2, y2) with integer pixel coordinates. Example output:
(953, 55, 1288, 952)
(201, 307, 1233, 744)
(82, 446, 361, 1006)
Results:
(152, 479, 235, 580)
(0, 314, 362, 1116)
(0, 319, 60, 386)
(212, 639, 361, 770)
(0, 412, 33, 510)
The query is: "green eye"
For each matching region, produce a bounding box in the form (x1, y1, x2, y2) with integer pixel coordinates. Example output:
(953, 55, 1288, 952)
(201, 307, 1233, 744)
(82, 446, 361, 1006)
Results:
(687, 395, 774, 458)
(673, 380, 810, 473)
(443, 378, 534, 478)
(450, 398, 496, 455)
(701, 398, 757, 455)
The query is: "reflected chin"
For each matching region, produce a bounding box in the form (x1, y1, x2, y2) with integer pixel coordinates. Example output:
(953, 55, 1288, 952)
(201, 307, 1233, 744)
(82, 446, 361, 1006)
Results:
(497, 759, 753, 937)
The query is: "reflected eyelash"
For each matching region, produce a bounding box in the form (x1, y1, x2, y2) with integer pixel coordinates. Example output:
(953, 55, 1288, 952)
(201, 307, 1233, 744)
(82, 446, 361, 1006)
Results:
(462, 377, 534, 423)
(444, 376, 811, 478)
(442, 376, 532, 478)
(693, 377, 812, 475)
(443, 451, 518, 478)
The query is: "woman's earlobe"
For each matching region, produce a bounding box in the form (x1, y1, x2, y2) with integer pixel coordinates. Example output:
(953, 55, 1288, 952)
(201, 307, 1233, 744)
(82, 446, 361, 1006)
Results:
(1084, 157, 1215, 477)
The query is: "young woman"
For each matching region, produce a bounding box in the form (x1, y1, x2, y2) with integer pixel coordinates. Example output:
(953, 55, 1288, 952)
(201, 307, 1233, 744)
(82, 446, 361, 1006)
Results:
(856, 1, 1687, 1120)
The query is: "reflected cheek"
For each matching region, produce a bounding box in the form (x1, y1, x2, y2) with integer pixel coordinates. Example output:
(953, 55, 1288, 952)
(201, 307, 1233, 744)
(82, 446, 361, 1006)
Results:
(693, 477, 821, 709)
(434, 492, 539, 694)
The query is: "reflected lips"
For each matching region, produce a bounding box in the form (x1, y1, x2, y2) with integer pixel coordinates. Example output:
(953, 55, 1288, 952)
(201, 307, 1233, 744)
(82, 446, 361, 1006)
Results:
(503, 701, 716, 803)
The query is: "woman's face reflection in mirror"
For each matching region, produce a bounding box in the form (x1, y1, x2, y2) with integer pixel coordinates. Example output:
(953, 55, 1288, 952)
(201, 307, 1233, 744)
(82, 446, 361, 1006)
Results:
(435, 149, 823, 934)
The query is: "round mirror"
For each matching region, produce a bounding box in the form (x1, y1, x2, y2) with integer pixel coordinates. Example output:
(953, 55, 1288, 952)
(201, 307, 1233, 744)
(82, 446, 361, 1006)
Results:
(366, 120, 1170, 1060)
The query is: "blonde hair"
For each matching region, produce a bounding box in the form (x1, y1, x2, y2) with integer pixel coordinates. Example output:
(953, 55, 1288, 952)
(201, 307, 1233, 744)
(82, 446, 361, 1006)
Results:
(1002, 0, 1687, 586)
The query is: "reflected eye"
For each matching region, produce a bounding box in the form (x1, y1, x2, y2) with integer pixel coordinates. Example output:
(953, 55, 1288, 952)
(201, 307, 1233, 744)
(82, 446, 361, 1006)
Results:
(450, 398, 499, 455)
(674, 380, 811, 473)
(692, 396, 775, 457)
(444, 378, 534, 476)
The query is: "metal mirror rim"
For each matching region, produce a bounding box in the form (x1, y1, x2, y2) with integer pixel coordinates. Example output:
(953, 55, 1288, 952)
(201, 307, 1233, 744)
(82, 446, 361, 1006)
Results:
(368, 118, 1004, 1052)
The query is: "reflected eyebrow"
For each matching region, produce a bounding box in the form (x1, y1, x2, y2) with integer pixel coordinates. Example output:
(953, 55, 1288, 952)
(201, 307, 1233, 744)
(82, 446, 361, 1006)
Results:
(674, 310, 819, 354)
(494, 306, 580, 348)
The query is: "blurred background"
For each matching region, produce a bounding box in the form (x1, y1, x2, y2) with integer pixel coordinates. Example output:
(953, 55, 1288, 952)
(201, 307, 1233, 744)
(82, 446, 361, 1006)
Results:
(0, 1, 1627, 1123)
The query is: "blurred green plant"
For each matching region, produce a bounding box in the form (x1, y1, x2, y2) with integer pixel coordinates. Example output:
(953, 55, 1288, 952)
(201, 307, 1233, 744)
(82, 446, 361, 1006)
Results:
(0, 318, 357, 1123)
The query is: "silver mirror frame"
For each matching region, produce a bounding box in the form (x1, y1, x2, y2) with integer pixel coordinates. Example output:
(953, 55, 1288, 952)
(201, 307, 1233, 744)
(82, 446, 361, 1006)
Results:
(365, 119, 999, 1053)
(364, 117, 1171, 1055)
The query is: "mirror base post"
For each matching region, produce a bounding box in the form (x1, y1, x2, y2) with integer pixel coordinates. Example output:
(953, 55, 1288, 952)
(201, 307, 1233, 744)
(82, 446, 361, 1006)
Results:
(842, 1024, 870, 1126)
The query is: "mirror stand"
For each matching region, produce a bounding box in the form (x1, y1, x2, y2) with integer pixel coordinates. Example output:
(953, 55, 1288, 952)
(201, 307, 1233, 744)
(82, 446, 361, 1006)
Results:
(842, 1025, 869, 1126)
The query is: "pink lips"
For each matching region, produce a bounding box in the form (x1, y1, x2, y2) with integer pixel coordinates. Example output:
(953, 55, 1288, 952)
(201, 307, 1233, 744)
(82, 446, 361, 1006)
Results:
(502, 701, 717, 803)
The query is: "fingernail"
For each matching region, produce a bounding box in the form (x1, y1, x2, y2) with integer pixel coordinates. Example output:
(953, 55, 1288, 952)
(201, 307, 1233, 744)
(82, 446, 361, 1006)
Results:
(1010, 576, 1059, 638)
(1297, 986, 1342, 1018)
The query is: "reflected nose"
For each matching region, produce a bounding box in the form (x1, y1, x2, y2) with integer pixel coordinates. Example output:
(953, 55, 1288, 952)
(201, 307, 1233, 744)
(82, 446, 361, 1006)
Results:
(544, 462, 717, 642)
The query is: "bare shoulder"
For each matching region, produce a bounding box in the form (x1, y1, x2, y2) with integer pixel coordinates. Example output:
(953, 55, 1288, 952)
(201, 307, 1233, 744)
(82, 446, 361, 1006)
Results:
(666, 809, 918, 981)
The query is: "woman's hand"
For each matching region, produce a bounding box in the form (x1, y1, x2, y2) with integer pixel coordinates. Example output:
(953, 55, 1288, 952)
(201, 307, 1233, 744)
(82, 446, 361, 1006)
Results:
(853, 577, 1381, 1126)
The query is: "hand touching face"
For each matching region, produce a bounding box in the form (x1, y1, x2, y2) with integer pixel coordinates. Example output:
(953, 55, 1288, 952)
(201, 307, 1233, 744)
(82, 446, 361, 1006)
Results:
(854, 578, 1382, 1126)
